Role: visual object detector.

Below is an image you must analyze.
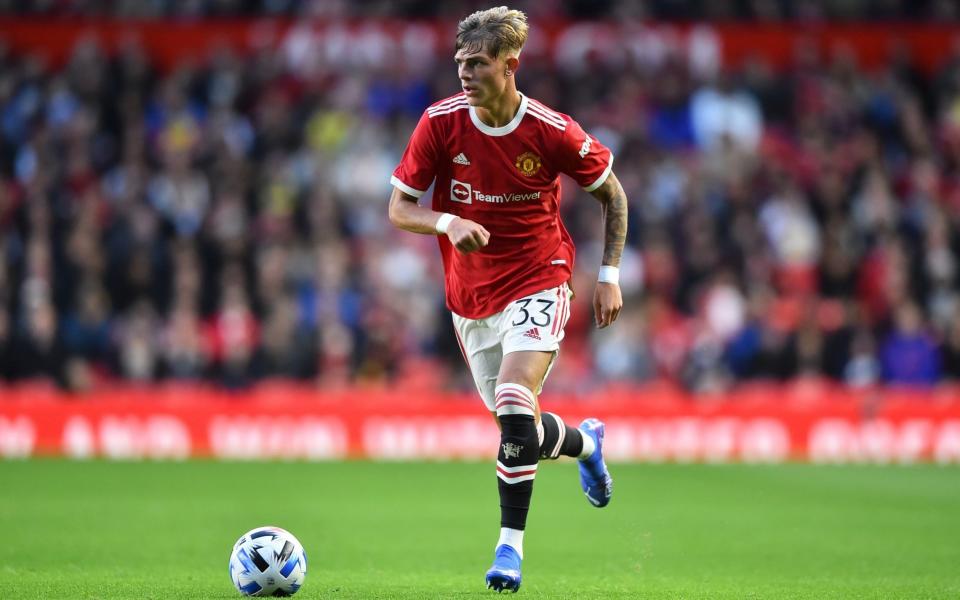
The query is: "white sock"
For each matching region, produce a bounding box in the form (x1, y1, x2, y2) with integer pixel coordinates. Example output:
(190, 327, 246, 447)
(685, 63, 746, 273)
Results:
(497, 527, 524, 559)
(578, 429, 596, 460)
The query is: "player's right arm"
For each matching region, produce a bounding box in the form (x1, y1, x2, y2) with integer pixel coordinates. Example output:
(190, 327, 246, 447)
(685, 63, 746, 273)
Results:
(388, 188, 490, 253)
(389, 108, 489, 253)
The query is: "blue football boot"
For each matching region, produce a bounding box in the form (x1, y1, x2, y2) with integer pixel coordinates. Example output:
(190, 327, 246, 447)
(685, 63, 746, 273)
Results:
(578, 418, 613, 507)
(485, 544, 522, 593)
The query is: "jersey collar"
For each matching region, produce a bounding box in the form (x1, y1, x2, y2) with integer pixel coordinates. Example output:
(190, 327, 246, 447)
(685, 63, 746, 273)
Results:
(469, 92, 528, 137)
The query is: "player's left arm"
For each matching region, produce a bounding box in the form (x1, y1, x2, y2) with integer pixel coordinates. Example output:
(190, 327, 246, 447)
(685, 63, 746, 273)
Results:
(588, 170, 627, 329)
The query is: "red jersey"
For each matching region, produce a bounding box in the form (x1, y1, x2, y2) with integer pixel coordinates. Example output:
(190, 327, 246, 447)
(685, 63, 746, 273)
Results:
(391, 92, 613, 319)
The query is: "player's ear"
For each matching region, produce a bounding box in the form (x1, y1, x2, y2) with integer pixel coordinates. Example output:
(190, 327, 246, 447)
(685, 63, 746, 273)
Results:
(505, 56, 519, 77)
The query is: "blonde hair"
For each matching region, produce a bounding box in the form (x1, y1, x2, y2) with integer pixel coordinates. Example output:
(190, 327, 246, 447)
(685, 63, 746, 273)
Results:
(456, 6, 528, 59)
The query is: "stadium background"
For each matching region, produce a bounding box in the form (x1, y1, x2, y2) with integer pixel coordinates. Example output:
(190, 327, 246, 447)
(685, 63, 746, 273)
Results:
(0, 0, 959, 462)
(0, 4, 959, 600)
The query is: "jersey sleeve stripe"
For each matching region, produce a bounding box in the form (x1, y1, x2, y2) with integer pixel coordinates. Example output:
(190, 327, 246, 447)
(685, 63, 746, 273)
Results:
(582, 155, 614, 192)
(427, 101, 468, 116)
(527, 112, 565, 131)
(528, 99, 565, 121)
(427, 103, 469, 118)
(427, 94, 467, 112)
(390, 175, 426, 198)
(526, 104, 566, 130)
(427, 96, 464, 112)
(429, 94, 466, 109)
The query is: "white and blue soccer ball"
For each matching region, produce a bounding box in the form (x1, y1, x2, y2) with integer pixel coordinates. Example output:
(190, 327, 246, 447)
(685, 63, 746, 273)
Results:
(229, 526, 307, 597)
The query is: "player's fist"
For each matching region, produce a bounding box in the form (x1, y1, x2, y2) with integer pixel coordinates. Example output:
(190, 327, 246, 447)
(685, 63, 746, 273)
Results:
(446, 217, 490, 254)
(593, 282, 622, 328)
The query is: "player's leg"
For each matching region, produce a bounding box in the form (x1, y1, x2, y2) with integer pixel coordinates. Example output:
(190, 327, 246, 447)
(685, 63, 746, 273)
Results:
(451, 312, 502, 414)
(537, 405, 612, 508)
(502, 283, 612, 508)
(538, 411, 586, 460)
(486, 349, 552, 593)
(535, 351, 587, 461)
(450, 313, 528, 591)
(485, 283, 574, 592)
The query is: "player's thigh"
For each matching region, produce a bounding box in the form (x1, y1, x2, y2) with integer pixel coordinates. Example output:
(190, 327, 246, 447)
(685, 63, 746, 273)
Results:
(496, 282, 571, 393)
(498, 351, 554, 396)
(496, 350, 554, 423)
(451, 312, 502, 411)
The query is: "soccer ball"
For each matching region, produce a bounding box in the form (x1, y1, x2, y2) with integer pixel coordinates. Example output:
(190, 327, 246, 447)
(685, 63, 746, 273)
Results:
(229, 526, 307, 597)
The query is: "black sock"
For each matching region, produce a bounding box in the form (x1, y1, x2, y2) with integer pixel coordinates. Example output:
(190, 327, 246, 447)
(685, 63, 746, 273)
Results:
(539, 412, 584, 459)
(496, 414, 539, 530)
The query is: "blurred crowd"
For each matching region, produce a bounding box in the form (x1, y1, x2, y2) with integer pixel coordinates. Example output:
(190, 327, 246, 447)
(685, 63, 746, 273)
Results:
(1, 11, 960, 395)
(1, 0, 958, 21)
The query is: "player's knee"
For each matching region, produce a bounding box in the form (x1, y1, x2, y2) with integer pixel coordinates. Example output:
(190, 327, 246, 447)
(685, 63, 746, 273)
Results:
(497, 413, 539, 478)
(498, 352, 553, 394)
(495, 384, 539, 456)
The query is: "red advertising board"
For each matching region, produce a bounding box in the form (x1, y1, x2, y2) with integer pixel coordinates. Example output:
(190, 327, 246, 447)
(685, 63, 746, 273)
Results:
(1, 383, 958, 463)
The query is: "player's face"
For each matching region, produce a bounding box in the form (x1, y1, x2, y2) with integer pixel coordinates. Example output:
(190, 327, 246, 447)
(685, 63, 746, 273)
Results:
(455, 48, 507, 107)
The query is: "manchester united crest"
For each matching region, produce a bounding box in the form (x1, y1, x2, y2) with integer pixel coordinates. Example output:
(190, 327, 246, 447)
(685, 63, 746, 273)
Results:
(515, 151, 541, 177)
(502, 442, 523, 459)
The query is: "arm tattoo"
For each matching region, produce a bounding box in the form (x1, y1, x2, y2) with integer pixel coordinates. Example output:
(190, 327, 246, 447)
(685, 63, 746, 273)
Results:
(596, 175, 627, 268)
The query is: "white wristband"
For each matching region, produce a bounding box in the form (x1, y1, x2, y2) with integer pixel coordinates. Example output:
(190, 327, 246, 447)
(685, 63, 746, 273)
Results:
(435, 213, 457, 234)
(598, 265, 620, 284)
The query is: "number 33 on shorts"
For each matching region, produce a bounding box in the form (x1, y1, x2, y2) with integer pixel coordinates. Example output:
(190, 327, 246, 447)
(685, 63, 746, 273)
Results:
(504, 283, 572, 352)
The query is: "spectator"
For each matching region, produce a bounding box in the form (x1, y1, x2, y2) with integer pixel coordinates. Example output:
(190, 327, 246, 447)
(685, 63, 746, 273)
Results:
(61, 280, 112, 367)
(690, 71, 763, 153)
(880, 301, 941, 385)
(12, 298, 66, 385)
(0, 9, 958, 395)
(252, 294, 317, 380)
(845, 328, 881, 388)
(0, 306, 14, 381)
(206, 268, 259, 389)
(113, 300, 160, 382)
(161, 299, 209, 380)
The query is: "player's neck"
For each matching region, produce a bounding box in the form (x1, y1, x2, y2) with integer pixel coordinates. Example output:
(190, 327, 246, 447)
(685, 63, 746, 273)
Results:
(474, 87, 522, 128)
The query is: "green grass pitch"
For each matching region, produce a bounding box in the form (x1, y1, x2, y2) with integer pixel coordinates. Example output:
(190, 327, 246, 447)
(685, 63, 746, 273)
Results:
(0, 460, 957, 599)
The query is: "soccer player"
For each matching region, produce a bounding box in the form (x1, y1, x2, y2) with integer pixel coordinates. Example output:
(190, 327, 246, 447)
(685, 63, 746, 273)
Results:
(387, 6, 626, 593)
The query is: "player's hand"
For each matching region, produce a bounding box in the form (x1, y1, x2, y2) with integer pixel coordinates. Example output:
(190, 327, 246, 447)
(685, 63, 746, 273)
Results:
(445, 217, 490, 254)
(593, 282, 622, 328)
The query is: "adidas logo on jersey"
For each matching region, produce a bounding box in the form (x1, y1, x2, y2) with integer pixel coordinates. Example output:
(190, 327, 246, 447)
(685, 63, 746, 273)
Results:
(522, 328, 541, 341)
(453, 153, 471, 165)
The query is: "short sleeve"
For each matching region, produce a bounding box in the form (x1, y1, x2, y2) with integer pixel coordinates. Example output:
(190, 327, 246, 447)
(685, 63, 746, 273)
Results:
(554, 119, 614, 192)
(391, 112, 442, 198)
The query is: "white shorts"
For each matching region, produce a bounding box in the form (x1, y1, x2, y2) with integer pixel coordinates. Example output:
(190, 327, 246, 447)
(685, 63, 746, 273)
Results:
(452, 283, 572, 411)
